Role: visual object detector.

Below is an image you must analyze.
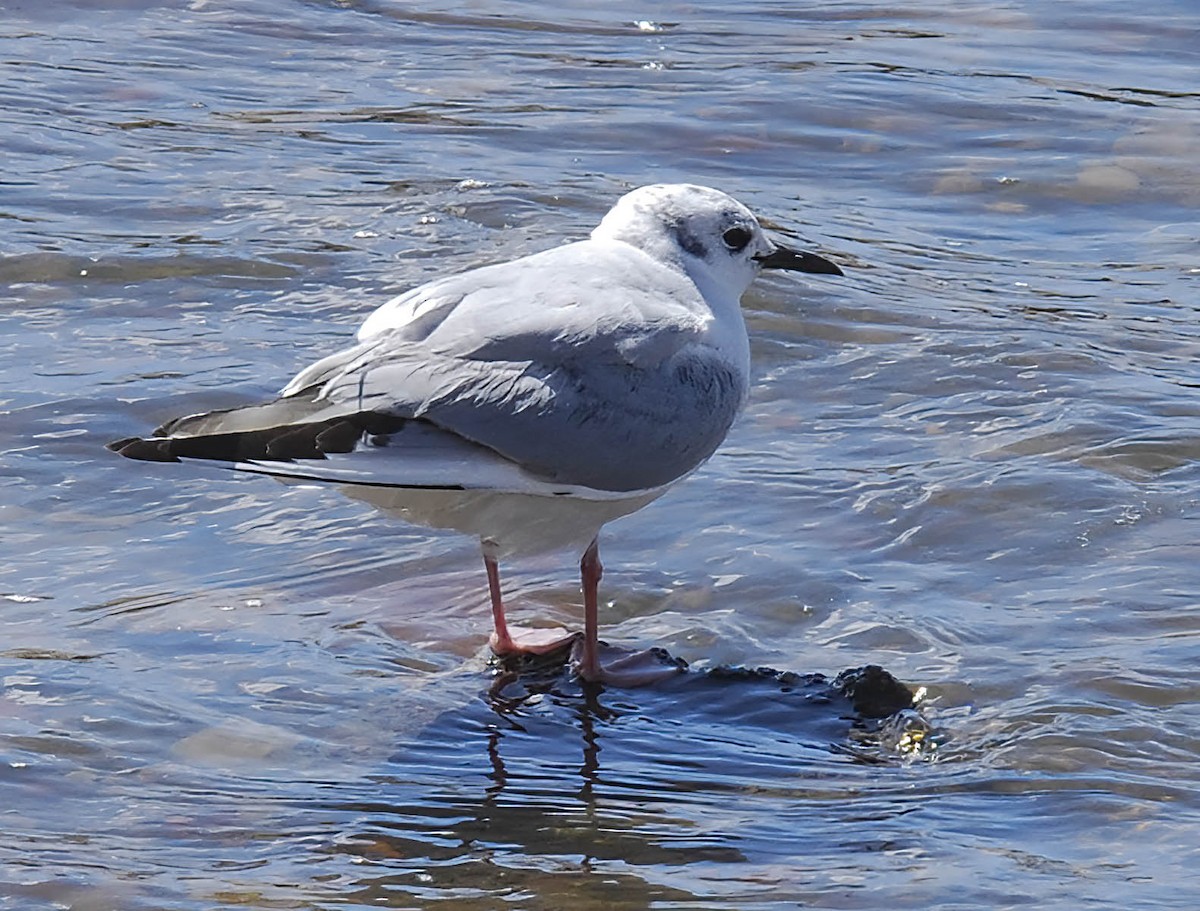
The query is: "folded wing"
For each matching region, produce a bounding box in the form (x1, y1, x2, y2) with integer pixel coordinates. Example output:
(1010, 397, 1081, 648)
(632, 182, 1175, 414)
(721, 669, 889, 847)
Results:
(109, 239, 738, 493)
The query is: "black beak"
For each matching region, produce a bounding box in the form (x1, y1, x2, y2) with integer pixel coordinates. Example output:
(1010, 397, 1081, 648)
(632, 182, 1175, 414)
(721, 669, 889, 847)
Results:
(754, 243, 844, 276)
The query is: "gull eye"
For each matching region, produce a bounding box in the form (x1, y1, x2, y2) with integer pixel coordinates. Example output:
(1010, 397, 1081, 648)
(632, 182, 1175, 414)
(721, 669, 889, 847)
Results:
(722, 226, 752, 252)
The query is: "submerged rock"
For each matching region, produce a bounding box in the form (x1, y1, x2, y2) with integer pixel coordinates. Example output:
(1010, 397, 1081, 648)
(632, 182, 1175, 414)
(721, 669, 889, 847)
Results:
(488, 645, 935, 760)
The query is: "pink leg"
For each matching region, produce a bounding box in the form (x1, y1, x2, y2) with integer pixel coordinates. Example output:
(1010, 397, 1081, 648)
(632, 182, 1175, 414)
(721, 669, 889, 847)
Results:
(485, 551, 516, 654)
(570, 537, 685, 686)
(484, 544, 579, 658)
(576, 537, 603, 681)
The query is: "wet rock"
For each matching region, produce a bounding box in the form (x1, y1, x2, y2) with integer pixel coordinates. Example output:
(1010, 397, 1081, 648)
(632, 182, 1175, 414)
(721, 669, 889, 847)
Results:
(832, 664, 916, 718)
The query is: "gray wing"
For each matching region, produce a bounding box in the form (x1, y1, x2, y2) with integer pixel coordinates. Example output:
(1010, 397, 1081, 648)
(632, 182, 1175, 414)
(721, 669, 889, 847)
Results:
(112, 240, 747, 492)
(276, 241, 745, 491)
(276, 332, 745, 492)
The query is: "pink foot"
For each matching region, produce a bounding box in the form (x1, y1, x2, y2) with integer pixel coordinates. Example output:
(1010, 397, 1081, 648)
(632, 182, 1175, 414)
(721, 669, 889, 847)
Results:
(483, 548, 578, 662)
(569, 538, 686, 686)
(489, 625, 580, 658)
(570, 639, 686, 687)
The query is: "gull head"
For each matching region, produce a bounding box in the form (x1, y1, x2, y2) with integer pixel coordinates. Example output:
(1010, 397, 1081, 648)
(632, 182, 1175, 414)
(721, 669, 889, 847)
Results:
(591, 183, 842, 301)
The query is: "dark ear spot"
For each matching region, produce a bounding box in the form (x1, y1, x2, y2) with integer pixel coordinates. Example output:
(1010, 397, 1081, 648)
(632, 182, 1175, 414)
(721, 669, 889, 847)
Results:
(669, 221, 708, 259)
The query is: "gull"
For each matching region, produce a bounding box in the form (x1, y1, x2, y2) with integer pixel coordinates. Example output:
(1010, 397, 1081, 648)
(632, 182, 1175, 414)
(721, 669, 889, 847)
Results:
(109, 183, 842, 685)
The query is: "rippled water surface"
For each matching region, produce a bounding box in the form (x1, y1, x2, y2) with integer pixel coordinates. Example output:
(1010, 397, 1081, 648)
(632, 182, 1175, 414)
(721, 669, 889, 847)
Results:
(3, 1, 1199, 908)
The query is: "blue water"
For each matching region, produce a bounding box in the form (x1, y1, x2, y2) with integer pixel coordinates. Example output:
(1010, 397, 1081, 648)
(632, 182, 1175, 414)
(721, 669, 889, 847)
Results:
(3, 2, 1199, 908)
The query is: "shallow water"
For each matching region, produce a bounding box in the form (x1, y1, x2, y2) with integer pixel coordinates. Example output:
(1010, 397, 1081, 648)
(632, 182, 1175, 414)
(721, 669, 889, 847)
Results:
(3, 1, 1200, 908)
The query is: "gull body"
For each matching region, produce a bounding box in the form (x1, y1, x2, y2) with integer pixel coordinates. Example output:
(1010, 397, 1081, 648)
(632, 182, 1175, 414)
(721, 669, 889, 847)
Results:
(109, 183, 842, 683)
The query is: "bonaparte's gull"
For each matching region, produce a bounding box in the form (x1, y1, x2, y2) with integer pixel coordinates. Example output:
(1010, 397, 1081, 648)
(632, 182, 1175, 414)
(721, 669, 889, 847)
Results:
(109, 183, 843, 684)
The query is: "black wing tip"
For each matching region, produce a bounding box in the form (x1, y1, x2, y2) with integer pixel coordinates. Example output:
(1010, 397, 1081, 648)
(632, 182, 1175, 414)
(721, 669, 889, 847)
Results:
(106, 412, 411, 465)
(106, 436, 182, 463)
